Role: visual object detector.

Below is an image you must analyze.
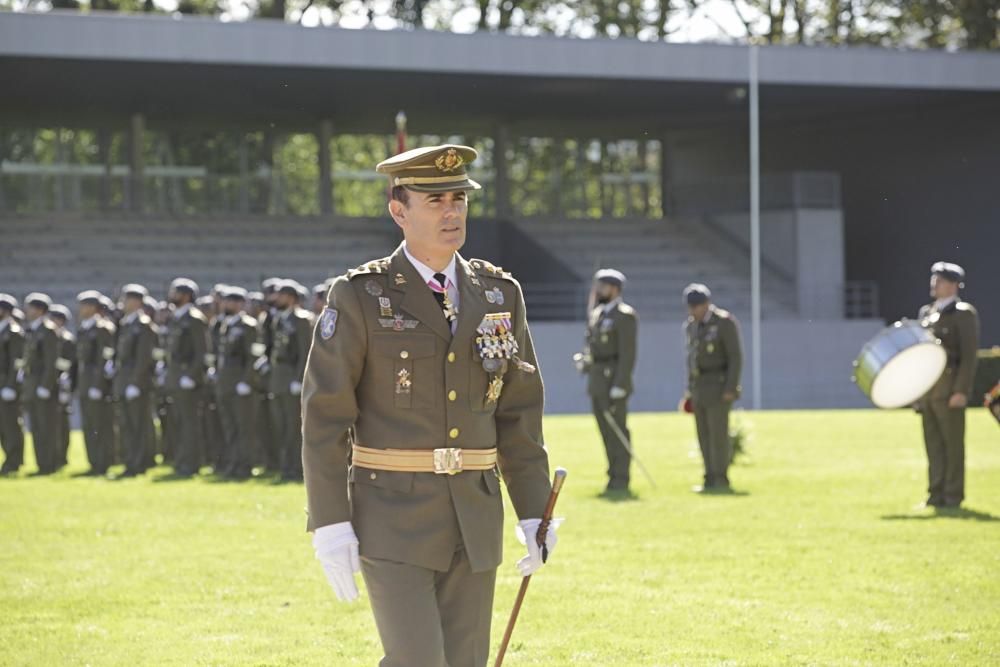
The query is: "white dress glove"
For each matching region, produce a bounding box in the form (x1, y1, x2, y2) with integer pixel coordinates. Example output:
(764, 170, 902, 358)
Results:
(515, 518, 562, 577)
(609, 386, 628, 400)
(313, 521, 361, 602)
(179, 375, 196, 390)
(36, 386, 51, 400)
(289, 381, 303, 396)
(59, 391, 71, 405)
(235, 382, 252, 397)
(87, 387, 103, 401)
(103, 359, 116, 379)
(0, 387, 16, 402)
(125, 384, 141, 401)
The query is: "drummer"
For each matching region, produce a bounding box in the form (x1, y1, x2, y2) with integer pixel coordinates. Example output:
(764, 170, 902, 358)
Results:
(916, 262, 979, 509)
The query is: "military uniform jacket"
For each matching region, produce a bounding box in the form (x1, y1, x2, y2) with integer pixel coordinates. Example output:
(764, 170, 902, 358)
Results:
(302, 244, 551, 573)
(77, 318, 117, 396)
(584, 300, 638, 399)
(217, 313, 258, 394)
(113, 313, 158, 395)
(269, 308, 313, 394)
(22, 320, 60, 397)
(56, 328, 77, 391)
(0, 320, 26, 392)
(165, 307, 208, 390)
(919, 299, 979, 402)
(685, 306, 743, 406)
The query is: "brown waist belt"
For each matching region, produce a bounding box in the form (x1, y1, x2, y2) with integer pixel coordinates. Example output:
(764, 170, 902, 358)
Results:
(352, 445, 498, 475)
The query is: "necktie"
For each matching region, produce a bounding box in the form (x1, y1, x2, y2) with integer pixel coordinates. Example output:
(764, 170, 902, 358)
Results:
(428, 273, 458, 331)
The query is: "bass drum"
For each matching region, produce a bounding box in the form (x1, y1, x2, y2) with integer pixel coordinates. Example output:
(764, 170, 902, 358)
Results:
(853, 320, 947, 409)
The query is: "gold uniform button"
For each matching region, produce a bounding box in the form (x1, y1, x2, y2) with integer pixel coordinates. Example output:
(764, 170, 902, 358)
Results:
(370, 472, 377, 480)
(449, 428, 459, 439)
(447, 352, 456, 363)
(400, 351, 409, 359)
(448, 390, 457, 401)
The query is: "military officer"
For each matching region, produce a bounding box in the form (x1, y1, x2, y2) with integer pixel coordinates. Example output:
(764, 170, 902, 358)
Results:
(152, 300, 173, 465)
(21, 293, 61, 475)
(575, 269, 638, 494)
(683, 283, 743, 492)
(269, 280, 312, 482)
(198, 292, 224, 470)
(312, 282, 329, 317)
(49, 304, 77, 469)
(917, 262, 979, 509)
(303, 144, 556, 667)
(112, 284, 158, 477)
(76, 291, 117, 476)
(0, 294, 26, 474)
(215, 286, 258, 479)
(166, 278, 209, 477)
(251, 279, 282, 472)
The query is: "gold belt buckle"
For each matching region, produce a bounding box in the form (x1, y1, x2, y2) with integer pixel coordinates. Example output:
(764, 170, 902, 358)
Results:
(433, 448, 463, 475)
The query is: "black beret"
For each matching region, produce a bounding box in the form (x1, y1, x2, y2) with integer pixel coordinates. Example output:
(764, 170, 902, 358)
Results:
(25, 292, 52, 310)
(930, 261, 965, 285)
(170, 278, 200, 297)
(594, 269, 627, 288)
(683, 283, 712, 306)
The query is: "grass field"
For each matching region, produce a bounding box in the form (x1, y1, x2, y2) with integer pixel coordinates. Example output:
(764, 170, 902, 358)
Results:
(1, 409, 999, 666)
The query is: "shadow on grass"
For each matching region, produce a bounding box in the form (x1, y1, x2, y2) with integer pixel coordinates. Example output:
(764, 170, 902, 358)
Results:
(595, 490, 641, 503)
(881, 506, 1000, 522)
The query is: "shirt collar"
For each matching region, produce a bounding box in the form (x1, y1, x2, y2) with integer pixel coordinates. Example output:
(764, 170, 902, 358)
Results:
(403, 242, 458, 290)
(934, 296, 957, 312)
(0, 318, 9, 333)
(173, 303, 192, 320)
(122, 310, 140, 325)
(81, 316, 98, 330)
(29, 317, 44, 331)
(602, 297, 622, 315)
(226, 313, 242, 326)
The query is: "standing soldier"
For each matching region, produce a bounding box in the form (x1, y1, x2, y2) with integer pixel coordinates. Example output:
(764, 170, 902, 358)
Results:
(248, 289, 275, 472)
(0, 295, 25, 475)
(683, 283, 743, 493)
(269, 281, 311, 482)
(112, 284, 158, 477)
(917, 262, 979, 509)
(76, 291, 117, 476)
(49, 304, 77, 469)
(166, 278, 208, 477)
(574, 269, 638, 494)
(198, 292, 224, 471)
(302, 145, 556, 667)
(215, 287, 257, 479)
(152, 300, 174, 466)
(21, 293, 61, 475)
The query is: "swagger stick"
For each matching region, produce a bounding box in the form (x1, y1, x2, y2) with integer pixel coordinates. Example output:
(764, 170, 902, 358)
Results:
(494, 467, 567, 667)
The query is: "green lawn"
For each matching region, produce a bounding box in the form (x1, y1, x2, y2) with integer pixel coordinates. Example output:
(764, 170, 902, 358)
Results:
(1, 410, 999, 666)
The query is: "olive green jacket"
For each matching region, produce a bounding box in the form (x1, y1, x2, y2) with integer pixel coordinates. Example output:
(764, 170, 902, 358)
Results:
(216, 313, 258, 394)
(113, 313, 158, 396)
(269, 308, 313, 394)
(302, 245, 551, 573)
(0, 319, 26, 393)
(21, 319, 60, 398)
(76, 318, 117, 396)
(165, 307, 208, 390)
(919, 299, 979, 402)
(685, 306, 743, 407)
(583, 300, 638, 400)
